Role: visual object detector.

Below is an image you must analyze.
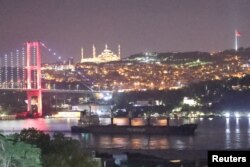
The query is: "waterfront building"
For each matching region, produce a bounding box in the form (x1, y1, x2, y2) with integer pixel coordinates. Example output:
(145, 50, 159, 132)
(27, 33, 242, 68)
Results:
(72, 104, 112, 116)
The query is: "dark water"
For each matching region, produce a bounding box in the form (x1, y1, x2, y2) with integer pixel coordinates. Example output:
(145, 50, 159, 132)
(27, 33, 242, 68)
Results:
(1, 117, 250, 151)
(80, 117, 250, 151)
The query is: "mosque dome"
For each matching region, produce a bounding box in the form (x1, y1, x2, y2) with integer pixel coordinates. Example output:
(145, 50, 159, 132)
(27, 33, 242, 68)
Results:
(98, 44, 118, 59)
(81, 44, 121, 63)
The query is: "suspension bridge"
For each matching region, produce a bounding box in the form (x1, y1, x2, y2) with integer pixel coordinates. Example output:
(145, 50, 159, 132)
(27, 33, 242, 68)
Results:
(0, 41, 111, 116)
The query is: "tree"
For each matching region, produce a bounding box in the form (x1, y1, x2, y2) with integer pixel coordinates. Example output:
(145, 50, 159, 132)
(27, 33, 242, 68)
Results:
(16, 128, 50, 154)
(0, 134, 42, 167)
(42, 132, 97, 167)
(15, 129, 97, 167)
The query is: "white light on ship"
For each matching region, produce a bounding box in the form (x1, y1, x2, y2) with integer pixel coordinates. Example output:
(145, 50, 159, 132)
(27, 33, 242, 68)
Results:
(234, 112, 240, 118)
(224, 112, 230, 118)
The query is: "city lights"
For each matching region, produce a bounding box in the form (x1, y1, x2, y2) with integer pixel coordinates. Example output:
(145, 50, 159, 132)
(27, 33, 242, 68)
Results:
(1, 1, 250, 167)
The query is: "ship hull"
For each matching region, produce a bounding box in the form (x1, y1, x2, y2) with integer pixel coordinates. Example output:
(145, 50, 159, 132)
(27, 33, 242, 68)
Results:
(71, 124, 198, 135)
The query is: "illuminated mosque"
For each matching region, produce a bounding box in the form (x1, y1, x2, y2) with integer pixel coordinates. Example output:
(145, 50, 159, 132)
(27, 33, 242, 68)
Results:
(80, 44, 121, 63)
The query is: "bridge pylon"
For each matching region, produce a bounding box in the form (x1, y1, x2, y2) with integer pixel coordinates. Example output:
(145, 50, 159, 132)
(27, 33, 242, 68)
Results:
(26, 41, 42, 116)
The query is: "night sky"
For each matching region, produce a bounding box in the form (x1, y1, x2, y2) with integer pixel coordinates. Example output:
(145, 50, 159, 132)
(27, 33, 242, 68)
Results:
(0, 0, 250, 62)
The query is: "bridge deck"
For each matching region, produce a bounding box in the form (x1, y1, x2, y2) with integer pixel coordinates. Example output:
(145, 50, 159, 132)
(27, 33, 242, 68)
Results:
(0, 88, 113, 93)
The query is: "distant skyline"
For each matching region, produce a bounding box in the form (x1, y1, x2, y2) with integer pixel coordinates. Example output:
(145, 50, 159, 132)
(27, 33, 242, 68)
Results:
(0, 0, 250, 62)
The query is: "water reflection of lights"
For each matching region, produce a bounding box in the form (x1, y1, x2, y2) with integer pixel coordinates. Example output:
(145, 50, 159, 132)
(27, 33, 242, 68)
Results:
(225, 118, 230, 133)
(131, 138, 143, 149)
(248, 118, 250, 147)
(226, 118, 230, 125)
(175, 140, 185, 150)
(170, 160, 181, 163)
(2, 118, 250, 151)
(225, 129, 230, 133)
(81, 133, 90, 141)
(24, 118, 48, 131)
(93, 135, 172, 150)
(148, 136, 169, 149)
(235, 118, 240, 133)
(235, 118, 240, 148)
(112, 137, 129, 148)
(225, 118, 231, 149)
(152, 137, 169, 149)
(98, 136, 113, 148)
(208, 118, 213, 121)
(236, 118, 239, 126)
(248, 118, 250, 133)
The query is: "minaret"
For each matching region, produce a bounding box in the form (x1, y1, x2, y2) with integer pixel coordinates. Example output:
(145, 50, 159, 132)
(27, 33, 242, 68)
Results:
(81, 48, 84, 62)
(235, 29, 241, 51)
(93, 45, 96, 58)
(118, 44, 121, 59)
(105, 44, 108, 50)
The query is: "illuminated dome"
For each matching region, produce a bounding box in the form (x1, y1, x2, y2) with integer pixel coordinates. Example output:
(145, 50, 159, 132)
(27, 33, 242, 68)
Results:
(97, 44, 119, 61)
(81, 44, 121, 63)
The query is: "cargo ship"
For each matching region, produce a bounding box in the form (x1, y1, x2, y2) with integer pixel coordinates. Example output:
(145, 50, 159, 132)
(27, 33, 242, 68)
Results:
(71, 123, 198, 135)
(71, 113, 198, 135)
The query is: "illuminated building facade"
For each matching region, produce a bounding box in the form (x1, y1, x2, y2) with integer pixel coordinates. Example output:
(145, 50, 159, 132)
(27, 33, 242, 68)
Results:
(81, 44, 121, 63)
